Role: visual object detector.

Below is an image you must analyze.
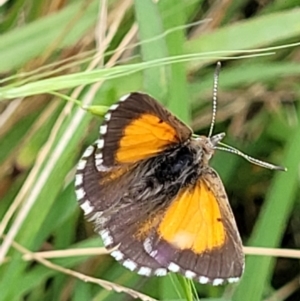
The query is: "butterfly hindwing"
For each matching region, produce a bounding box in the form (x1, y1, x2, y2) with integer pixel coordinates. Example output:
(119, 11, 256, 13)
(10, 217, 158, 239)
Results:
(144, 168, 244, 284)
(98, 196, 169, 276)
(76, 145, 174, 275)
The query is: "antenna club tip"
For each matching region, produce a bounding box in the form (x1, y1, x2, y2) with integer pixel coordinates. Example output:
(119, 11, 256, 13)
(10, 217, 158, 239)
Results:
(214, 62, 222, 77)
(278, 166, 287, 172)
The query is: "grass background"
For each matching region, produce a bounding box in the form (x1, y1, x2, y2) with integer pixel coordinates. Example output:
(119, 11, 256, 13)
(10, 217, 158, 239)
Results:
(0, 0, 300, 300)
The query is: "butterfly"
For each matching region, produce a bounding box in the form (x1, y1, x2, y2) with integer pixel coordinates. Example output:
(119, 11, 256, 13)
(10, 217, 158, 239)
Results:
(75, 69, 285, 285)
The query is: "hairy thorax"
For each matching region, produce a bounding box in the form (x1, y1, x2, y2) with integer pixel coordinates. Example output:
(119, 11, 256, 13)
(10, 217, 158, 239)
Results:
(127, 138, 212, 205)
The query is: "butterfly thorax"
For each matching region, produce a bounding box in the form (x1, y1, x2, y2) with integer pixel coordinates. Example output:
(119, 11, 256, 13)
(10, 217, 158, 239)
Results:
(127, 142, 207, 207)
(126, 133, 226, 206)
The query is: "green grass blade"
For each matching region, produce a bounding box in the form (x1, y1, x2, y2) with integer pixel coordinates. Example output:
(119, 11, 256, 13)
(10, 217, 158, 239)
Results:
(185, 9, 300, 67)
(0, 1, 100, 72)
(134, 0, 169, 101)
(232, 109, 300, 300)
(159, 1, 190, 123)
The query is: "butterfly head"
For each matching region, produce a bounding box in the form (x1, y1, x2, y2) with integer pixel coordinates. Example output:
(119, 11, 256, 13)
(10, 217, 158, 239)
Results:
(193, 132, 225, 164)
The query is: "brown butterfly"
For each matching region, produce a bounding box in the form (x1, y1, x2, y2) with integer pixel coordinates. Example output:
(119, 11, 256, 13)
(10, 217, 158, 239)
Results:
(75, 65, 285, 285)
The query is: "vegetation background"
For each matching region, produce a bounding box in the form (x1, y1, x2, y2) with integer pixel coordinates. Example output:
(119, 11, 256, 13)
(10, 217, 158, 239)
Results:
(0, 0, 300, 300)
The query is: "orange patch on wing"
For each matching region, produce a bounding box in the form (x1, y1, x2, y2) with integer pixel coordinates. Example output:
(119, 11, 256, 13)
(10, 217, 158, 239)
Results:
(158, 180, 225, 253)
(99, 166, 130, 184)
(135, 211, 164, 240)
(117, 114, 179, 163)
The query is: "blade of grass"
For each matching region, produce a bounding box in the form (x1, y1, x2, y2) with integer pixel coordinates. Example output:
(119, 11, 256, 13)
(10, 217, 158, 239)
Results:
(134, 0, 169, 101)
(232, 107, 300, 300)
(185, 8, 300, 69)
(159, 1, 190, 123)
(0, 0, 101, 72)
(0, 51, 280, 100)
(0, 0, 25, 32)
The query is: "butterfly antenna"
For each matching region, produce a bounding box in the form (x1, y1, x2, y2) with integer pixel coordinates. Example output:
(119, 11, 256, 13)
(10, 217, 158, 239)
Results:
(208, 62, 221, 138)
(216, 142, 287, 171)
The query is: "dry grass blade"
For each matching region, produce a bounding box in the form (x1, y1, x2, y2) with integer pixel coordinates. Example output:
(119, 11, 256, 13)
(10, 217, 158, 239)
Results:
(244, 246, 300, 259)
(264, 276, 300, 301)
(9, 239, 158, 301)
(22, 247, 109, 260)
(21, 245, 300, 260)
(0, 100, 61, 232)
(0, 99, 78, 263)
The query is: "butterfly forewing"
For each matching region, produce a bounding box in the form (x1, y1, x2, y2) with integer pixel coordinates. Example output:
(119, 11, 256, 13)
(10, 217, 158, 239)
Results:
(95, 92, 192, 169)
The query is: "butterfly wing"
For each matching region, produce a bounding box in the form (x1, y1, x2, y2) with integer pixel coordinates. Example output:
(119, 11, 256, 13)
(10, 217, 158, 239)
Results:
(144, 168, 244, 285)
(75, 93, 192, 275)
(94, 92, 192, 169)
(75, 92, 244, 284)
(76, 145, 169, 275)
